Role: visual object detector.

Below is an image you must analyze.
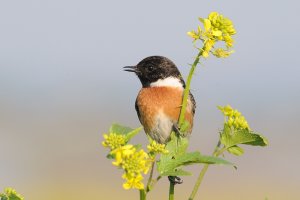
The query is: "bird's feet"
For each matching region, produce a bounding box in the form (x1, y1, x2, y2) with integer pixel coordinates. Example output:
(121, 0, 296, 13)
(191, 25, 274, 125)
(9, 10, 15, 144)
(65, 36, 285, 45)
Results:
(172, 124, 182, 137)
(168, 176, 183, 185)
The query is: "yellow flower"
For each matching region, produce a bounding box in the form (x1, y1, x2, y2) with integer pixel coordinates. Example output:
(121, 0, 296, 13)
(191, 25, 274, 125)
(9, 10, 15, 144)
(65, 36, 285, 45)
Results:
(110, 145, 151, 190)
(187, 30, 199, 40)
(187, 26, 203, 41)
(213, 48, 234, 58)
(224, 35, 234, 47)
(227, 117, 234, 127)
(108, 143, 152, 190)
(123, 149, 150, 175)
(111, 144, 136, 166)
(208, 12, 236, 36)
(112, 144, 150, 174)
(102, 133, 126, 150)
(188, 12, 236, 59)
(122, 173, 144, 190)
(218, 105, 233, 117)
(202, 18, 211, 31)
(202, 39, 215, 58)
(218, 105, 250, 130)
(233, 116, 250, 130)
(147, 140, 168, 155)
(232, 110, 241, 118)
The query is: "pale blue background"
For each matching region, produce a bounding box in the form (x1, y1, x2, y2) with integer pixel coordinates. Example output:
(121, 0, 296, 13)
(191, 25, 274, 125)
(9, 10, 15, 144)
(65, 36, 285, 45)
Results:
(0, 0, 299, 199)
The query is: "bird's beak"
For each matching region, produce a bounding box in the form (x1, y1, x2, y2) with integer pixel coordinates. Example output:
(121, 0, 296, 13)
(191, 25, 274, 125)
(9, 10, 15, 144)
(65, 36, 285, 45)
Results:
(123, 66, 138, 73)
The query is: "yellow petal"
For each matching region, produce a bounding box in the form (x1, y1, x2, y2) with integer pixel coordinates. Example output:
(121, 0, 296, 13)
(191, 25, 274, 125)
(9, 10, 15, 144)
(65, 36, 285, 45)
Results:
(187, 31, 198, 39)
(212, 30, 222, 37)
(134, 181, 144, 190)
(102, 141, 107, 147)
(202, 51, 209, 58)
(123, 182, 132, 190)
(208, 12, 218, 21)
(203, 19, 211, 31)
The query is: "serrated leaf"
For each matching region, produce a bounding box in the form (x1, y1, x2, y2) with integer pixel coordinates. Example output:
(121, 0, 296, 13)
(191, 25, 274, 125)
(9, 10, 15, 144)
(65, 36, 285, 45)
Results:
(242, 132, 269, 146)
(227, 145, 244, 156)
(159, 132, 189, 167)
(221, 125, 268, 148)
(158, 151, 233, 176)
(157, 133, 189, 176)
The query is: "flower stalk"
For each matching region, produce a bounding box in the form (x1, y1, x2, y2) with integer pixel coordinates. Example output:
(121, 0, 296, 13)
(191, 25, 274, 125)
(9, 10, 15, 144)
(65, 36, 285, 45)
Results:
(178, 50, 203, 128)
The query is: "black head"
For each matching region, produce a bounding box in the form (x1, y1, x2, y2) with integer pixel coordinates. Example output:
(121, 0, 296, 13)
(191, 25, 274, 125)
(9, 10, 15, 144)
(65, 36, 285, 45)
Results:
(124, 56, 185, 87)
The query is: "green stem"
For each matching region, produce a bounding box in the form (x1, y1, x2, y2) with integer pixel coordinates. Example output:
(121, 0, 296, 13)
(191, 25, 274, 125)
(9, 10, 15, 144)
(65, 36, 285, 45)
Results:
(147, 175, 162, 193)
(169, 180, 175, 200)
(139, 189, 146, 200)
(188, 141, 223, 200)
(188, 164, 209, 200)
(178, 50, 203, 129)
(146, 162, 155, 193)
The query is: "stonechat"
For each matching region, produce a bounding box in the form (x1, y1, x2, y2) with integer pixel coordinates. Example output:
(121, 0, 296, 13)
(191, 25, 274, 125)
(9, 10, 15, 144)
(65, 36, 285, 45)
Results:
(124, 56, 196, 144)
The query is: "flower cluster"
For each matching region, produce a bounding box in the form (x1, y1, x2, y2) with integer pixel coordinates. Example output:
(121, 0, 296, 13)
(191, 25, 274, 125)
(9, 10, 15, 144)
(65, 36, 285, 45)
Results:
(103, 133, 152, 190)
(111, 145, 151, 190)
(0, 188, 24, 200)
(218, 105, 250, 130)
(102, 133, 126, 150)
(187, 12, 236, 58)
(147, 140, 168, 156)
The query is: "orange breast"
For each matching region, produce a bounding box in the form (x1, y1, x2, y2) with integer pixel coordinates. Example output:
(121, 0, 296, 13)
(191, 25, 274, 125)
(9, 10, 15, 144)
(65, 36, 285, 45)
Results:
(136, 87, 194, 136)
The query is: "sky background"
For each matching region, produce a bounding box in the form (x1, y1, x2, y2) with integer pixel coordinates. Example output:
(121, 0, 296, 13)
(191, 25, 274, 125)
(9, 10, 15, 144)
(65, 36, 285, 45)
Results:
(0, 0, 299, 199)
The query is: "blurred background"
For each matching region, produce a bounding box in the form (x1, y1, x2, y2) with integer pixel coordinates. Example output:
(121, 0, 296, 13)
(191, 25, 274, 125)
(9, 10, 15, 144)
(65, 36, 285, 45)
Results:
(0, 0, 299, 199)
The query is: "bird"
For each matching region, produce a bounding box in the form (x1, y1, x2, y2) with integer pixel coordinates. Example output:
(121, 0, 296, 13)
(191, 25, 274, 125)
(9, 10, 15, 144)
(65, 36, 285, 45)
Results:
(124, 56, 196, 144)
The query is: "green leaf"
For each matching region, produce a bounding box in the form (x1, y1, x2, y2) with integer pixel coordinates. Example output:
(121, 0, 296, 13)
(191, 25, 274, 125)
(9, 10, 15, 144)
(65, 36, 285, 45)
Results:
(164, 132, 189, 157)
(106, 153, 114, 159)
(157, 132, 189, 176)
(158, 151, 233, 176)
(221, 125, 268, 148)
(0, 194, 7, 200)
(178, 152, 233, 165)
(158, 132, 189, 166)
(227, 145, 244, 156)
(161, 168, 192, 176)
(109, 123, 135, 135)
(125, 127, 143, 141)
(109, 123, 143, 142)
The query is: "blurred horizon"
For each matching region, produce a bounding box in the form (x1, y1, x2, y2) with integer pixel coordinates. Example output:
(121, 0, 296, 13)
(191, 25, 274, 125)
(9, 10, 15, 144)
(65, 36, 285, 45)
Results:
(1, 0, 300, 199)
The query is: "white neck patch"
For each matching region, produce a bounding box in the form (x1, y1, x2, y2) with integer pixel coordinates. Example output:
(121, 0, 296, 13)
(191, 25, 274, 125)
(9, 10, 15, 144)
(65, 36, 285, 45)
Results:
(150, 77, 183, 89)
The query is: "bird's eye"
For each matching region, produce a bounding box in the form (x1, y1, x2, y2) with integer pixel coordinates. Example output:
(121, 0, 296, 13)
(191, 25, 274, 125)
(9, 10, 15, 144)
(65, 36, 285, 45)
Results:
(148, 65, 154, 72)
